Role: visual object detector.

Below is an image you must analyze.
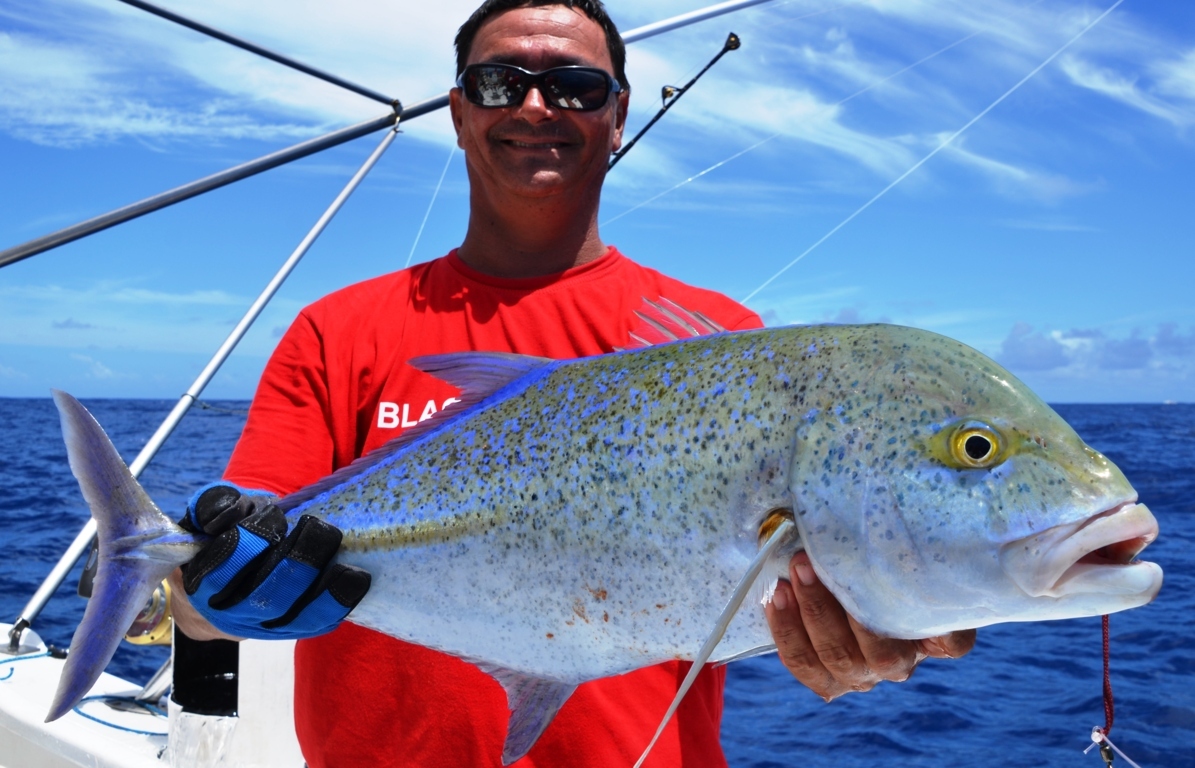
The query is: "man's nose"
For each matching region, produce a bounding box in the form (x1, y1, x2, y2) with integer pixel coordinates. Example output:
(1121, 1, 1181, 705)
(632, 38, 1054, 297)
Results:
(514, 85, 556, 122)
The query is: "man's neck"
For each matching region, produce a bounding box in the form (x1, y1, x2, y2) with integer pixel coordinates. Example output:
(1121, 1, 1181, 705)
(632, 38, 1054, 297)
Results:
(456, 187, 609, 279)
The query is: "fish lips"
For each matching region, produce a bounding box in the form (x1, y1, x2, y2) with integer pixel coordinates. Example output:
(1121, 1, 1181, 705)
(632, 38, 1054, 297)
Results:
(1000, 501, 1162, 600)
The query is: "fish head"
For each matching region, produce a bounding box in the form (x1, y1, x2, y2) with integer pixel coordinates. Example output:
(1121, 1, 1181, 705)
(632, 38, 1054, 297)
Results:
(786, 324, 1162, 639)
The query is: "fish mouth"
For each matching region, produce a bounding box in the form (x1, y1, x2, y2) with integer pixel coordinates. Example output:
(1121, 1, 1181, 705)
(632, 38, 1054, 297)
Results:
(1000, 500, 1162, 599)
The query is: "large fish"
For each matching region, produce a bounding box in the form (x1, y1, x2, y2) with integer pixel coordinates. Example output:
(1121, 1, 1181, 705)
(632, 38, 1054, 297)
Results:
(47, 321, 1161, 763)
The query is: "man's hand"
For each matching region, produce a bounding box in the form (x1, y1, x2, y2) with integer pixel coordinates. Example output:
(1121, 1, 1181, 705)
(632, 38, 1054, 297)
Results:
(176, 483, 371, 641)
(765, 551, 976, 700)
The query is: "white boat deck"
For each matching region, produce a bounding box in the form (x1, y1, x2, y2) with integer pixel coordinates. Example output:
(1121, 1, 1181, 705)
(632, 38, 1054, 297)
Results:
(0, 625, 166, 768)
(0, 623, 304, 768)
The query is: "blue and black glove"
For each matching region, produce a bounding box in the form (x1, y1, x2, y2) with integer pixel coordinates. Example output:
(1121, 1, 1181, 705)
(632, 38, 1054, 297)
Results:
(179, 483, 371, 640)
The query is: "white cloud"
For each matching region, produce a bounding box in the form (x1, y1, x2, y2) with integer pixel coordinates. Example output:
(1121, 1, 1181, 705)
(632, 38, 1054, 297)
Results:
(70, 353, 117, 379)
(1153, 49, 1195, 102)
(1060, 54, 1186, 125)
(997, 323, 1195, 378)
(0, 281, 302, 356)
(0, 30, 321, 147)
(0, 282, 251, 306)
(939, 137, 1090, 200)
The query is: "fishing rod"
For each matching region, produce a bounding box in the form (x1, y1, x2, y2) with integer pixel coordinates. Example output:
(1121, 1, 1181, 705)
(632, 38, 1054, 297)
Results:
(609, 31, 740, 170)
(6, 0, 783, 653)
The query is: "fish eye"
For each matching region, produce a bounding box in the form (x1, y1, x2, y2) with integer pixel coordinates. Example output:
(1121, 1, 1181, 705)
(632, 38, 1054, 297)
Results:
(951, 425, 1001, 468)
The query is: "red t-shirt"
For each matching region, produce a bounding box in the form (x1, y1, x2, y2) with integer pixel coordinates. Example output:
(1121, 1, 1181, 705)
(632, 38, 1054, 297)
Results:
(224, 247, 763, 768)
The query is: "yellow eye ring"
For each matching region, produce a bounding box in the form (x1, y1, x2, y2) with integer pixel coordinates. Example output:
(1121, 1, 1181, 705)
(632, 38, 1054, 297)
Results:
(951, 426, 1001, 468)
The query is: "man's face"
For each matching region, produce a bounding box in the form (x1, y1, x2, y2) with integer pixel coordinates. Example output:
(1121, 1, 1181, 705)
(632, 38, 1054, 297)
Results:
(450, 5, 628, 201)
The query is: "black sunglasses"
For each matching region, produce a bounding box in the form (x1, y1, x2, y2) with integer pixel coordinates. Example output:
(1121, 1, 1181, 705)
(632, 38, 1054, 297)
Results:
(457, 63, 622, 111)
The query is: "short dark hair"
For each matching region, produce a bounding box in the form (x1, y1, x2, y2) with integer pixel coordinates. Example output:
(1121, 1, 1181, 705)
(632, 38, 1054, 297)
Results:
(454, 0, 630, 93)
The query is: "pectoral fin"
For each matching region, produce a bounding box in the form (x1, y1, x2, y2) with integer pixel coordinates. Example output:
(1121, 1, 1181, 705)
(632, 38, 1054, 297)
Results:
(479, 665, 577, 765)
(633, 518, 796, 768)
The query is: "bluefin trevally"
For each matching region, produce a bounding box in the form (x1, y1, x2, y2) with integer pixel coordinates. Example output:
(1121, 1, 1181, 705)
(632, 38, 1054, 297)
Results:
(46, 320, 1162, 764)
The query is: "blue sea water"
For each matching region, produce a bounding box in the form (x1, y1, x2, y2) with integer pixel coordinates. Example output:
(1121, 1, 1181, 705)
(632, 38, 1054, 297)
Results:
(0, 399, 1191, 766)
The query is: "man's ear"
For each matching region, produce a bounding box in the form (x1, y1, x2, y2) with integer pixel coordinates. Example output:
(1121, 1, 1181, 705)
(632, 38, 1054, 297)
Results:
(449, 87, 466, 149)
(611, 90, 630, 153)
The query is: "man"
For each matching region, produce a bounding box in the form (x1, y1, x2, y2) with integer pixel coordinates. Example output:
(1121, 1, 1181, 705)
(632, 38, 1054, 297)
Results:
(172, 1, 976, 765)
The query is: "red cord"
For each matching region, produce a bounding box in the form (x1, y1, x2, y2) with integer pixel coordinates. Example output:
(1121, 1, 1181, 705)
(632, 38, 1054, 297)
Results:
(1101, 613, 1115, 736)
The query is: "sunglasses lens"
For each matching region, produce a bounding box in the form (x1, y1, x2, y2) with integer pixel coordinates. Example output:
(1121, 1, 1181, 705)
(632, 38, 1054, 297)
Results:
(466, 66, 525, 107)
(541, 69, 611, 110)
(463, 65, 613, 110)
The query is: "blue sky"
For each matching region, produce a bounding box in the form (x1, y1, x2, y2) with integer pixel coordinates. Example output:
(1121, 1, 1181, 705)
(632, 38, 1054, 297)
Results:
(1, 0, 1192, 402)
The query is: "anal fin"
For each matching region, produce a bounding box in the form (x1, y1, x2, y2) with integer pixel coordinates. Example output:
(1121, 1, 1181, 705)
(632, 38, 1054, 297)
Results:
(480, 665, 577, 765)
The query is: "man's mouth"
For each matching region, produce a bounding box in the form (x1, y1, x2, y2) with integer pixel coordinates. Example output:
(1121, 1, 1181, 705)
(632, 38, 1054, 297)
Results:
(493, 132, 577, 150)
(502, 139, 569, 149)
(1000, 501, 1162, 598)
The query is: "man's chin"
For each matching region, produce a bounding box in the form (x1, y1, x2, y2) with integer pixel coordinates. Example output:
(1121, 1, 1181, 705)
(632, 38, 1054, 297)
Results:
(501, 169, 578, 198)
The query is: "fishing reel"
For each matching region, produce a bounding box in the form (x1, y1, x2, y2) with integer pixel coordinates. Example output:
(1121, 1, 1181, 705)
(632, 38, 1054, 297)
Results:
(79, 540, 173, 646)
(124, 579, 174, 646)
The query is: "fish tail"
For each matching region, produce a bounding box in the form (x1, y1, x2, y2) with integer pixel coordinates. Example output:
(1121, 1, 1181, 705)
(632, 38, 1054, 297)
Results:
(46, 391, 204, 722)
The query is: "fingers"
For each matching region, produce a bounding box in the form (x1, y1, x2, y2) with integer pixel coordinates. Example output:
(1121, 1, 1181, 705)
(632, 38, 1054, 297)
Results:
(765, 552, 925, 701)
(184, 483, 277, 535)
(918, 629, 977, 659)
(846, 613, 923, 684)
(766, 553, 872, 700)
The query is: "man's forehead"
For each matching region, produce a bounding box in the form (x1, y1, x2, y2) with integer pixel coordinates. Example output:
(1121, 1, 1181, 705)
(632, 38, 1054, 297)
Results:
(467, 6, 613, 71)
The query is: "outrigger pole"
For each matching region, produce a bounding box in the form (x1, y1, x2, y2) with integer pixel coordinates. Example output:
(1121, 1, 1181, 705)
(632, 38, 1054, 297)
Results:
(114, 0, 400, 107)
(6, 0, 780, 650)
(0, 0, 774, 269)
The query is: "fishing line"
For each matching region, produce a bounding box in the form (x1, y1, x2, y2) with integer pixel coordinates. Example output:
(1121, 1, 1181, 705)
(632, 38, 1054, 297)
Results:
(740, 0, 1127, 304)
(601, 24, 982, 229)
(404, 145, 457, 268)
(1100, 613, 1114, 737)
(1081, 614, 1144, 767)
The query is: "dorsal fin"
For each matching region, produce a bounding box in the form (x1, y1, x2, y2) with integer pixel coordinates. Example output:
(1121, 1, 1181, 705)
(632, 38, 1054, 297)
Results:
(408, 351, 553, 405)
(278, 352, 554, 512)
(616, 297, 727, 351)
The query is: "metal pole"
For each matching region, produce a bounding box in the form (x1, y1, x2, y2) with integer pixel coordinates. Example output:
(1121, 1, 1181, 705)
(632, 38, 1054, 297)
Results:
(0, 0, 776, 270)
(622, 0, 775, 43)
(116, 0, 397, 107)
(0, 112, 394, 269)
(7, 124, 402, 650)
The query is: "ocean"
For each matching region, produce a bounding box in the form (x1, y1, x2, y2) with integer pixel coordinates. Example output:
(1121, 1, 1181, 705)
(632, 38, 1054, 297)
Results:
(1, 398, 1191, 766)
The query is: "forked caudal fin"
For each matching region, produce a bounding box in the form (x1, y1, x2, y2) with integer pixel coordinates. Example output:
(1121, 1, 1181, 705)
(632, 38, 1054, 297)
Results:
(45, 391, 204, 722)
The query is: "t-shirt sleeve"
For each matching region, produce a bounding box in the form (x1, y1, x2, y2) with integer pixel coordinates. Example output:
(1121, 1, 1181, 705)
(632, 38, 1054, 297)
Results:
(223, 310, 336, 496)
